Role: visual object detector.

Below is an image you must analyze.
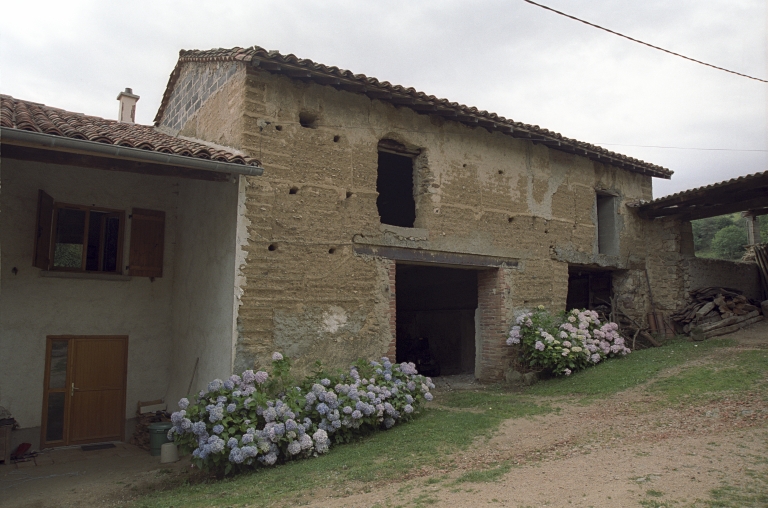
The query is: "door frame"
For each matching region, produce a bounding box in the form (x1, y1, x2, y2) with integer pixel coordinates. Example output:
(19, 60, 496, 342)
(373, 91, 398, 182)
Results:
(40, 335, 129, 448)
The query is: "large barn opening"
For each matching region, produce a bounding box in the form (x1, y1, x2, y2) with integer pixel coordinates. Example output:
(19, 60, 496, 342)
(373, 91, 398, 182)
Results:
(395, 264, 478, 377)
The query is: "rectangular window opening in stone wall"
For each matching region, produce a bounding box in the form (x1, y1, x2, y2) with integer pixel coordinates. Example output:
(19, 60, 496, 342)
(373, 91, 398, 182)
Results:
(376, 143, 417, 228)
(596, 193, 619, 256)
(566, 266, 613, 314)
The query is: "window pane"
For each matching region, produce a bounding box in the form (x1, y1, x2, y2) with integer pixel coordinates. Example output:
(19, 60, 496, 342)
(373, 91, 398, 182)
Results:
(102, 215, 121, 272)
(86, 212, 106, 271)
(53, 208, 85, 268)
(45, 392, 65, 442)
(49, 340, 68, 389)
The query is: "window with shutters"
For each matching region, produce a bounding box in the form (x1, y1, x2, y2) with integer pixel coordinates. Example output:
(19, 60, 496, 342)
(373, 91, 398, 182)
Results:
(33, 190, 165, 277)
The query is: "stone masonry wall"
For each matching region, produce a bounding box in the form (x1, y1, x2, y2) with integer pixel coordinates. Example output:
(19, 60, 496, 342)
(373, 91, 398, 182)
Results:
(164, 62, 684, 380)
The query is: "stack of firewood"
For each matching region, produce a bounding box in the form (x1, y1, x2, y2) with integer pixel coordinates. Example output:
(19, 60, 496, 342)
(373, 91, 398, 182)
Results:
(671, 287, 763, 339)
(129, 411, 170, 450)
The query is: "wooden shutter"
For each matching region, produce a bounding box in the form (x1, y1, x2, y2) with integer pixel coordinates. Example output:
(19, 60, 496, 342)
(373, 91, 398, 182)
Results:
(129, 208, 165, 277)
(33, 190, 54, 269)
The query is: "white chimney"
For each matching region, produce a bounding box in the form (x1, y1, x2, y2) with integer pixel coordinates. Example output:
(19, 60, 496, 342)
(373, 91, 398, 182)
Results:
(116, 88, 140, 123)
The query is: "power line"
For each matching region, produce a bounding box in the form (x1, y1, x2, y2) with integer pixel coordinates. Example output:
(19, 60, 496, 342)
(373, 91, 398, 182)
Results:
(522, 0, 768, 84)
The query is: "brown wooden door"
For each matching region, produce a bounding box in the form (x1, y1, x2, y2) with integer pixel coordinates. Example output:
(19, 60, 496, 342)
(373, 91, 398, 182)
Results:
(41, 336, 128, 447)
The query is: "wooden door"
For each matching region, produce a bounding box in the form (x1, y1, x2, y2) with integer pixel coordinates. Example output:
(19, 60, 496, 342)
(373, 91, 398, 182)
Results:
(41, 336, 128, 447)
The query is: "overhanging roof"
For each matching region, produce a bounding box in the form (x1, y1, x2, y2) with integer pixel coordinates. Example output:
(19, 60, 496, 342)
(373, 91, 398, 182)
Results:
(1, 94, 264, 181)
(156, 46, 673, 180)
(637, 170, 768, 220)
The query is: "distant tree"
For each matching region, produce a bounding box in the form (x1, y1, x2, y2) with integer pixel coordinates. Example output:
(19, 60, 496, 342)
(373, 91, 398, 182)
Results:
(691, 215, 736, 251)
(711, 225, 747, 260)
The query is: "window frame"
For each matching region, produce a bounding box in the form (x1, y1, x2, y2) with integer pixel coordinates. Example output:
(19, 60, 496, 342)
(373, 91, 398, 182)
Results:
(48, 201, 126, 274)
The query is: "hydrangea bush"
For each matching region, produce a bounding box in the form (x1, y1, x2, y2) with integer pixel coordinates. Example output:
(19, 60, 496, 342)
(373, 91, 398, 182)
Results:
(506, 307, 630, 376)
(168, 353, 435, 475)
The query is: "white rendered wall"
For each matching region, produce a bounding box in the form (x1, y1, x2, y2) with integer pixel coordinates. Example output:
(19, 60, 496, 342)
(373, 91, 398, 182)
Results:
(0, 160, 179, 442)
(166, 176, 240, 410)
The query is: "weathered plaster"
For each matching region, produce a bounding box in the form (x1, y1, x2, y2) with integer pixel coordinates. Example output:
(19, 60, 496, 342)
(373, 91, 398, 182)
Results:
(168, 62, 685, 380)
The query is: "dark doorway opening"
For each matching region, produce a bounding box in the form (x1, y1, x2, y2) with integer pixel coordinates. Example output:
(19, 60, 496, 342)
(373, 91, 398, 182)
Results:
(566, 266, 612, 313)
(395, 264, 477, 376)
(377, 151, 415, 227)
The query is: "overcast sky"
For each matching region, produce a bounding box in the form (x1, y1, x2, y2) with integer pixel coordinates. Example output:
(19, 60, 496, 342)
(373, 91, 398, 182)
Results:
(1, 0, 765, 198)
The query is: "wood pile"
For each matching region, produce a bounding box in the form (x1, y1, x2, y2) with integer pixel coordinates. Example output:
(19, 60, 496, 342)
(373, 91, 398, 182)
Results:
(671, 287, 764, 340)
(129, 410, 170, 450)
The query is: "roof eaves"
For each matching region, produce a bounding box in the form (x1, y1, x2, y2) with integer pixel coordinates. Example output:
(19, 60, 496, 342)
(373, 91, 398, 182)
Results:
(155, 46, 673, 179)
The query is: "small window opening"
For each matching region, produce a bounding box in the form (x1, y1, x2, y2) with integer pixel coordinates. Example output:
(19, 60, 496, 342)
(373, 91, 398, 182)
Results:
(566, 267, 612, 315)
(328, 247, 336, 254)
(333, 135, 341, 142)
(498, 170, 504, 175)
(275, 125, 283, 131)
(268, 243, 277, 251)
(345, 190, 353, 199)
(377, 149, 416, 228)
(299, 112, 317, 129)
(289, 187, 298, 195)
(596, 193, 619, 256)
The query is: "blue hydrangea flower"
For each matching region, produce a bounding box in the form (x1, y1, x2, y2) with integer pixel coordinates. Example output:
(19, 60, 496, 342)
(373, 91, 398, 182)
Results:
(213, 424, 224, 434)
(208, 405, 225, 422)
(285, 419, 298, 432)
(178, 398, 190, 410)
(261, 452, 278, 465)
(208, 435, 225, 453)
(208, 379, 223, 392)
(320, 378, 331, 387)
(227, 403, 237, 413)
(405, 395, 413, 404)
(404, 404, 414, 414)
(287, 440, 301, 455)
(223, 380, 235, 390)
(227, 437, 238, 448)
(263, 407, 277, 423)
(272, 352, 283, 361)
(229, 447, 244, 463)
(424, 392, 434, 401)
(192, 421, 207, 436)
(241, 433, 254, 444)
(351, 410, 362, 419)
(384, 417, 395, 428)
(316, 403, 329, 415)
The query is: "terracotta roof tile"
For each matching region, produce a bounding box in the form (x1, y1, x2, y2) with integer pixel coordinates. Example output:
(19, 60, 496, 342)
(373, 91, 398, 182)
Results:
(1, 95, 261, 167)
(155, 46, 671, 179)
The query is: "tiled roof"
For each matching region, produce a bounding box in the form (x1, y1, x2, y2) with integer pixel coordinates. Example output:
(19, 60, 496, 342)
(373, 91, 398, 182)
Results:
(155, 46, 672, 179)
(637, 170, 768, 219)
(1, 94, 261, 166)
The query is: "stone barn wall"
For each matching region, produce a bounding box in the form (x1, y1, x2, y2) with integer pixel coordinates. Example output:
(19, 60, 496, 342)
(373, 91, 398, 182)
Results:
(158, 61, 686, 380)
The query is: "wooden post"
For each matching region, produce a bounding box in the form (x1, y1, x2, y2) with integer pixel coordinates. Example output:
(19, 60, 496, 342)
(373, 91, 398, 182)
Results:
(743, 212, 761, 245)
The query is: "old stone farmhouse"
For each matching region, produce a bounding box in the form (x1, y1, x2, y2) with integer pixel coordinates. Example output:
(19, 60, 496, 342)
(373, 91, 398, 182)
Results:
(1, 45, 760, 450)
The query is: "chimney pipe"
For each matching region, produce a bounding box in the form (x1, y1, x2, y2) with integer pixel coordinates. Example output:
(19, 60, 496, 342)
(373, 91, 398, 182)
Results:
(116, 88, 140, 123)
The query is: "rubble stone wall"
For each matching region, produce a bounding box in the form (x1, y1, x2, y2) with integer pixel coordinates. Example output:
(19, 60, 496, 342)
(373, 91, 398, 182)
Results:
(166, 62, 685, 380)
(684, 257, 761, 301)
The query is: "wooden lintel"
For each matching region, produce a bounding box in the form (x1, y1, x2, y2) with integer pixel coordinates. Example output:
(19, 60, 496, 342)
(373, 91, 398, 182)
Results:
(353, 244, 519, 268)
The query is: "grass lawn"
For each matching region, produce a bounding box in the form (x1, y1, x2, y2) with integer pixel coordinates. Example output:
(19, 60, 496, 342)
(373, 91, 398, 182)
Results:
(130, 337, 767, 508)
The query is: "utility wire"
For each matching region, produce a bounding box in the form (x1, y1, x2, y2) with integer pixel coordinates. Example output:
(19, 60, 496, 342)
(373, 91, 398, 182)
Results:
(522, 0, 768, 83)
